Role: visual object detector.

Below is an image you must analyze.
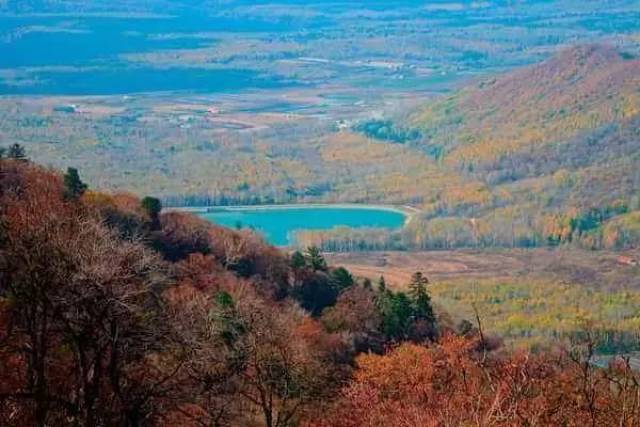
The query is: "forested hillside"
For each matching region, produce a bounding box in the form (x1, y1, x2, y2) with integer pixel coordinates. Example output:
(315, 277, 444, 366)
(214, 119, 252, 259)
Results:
(2, 43, 639, 251)
(0, 157, 440, 425)
(3, 2, 640, 424)
(2, 157, 640, 426)
(301, 44, 640, 251)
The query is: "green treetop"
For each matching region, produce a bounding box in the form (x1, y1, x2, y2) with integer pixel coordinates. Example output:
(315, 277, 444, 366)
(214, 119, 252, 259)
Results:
(141, 196, 162, 229)
(305, 246, 327, 272)
(408, 272, 435, 323)
(7, 143, 26, 160)
(63, 167, 88, 201)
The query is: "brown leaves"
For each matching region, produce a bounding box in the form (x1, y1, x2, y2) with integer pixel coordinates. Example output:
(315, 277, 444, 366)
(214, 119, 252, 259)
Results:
(318, 336, 640, 427)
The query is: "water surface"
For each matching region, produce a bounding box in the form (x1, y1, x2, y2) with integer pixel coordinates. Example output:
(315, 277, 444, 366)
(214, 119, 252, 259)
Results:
(198, 205, 406, 246)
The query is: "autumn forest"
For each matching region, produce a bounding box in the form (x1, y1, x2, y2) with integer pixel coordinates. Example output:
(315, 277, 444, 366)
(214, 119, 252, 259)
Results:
(2, 0, 640, 426)
(1, 156, 640, 426)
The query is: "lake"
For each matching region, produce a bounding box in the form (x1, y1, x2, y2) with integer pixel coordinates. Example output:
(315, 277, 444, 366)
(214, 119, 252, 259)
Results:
(197, 205, 407, 246)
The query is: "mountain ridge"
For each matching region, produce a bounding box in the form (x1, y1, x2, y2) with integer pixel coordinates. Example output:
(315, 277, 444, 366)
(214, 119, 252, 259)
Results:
(411, 44, 640, 170)
(300, 43, 640, 251)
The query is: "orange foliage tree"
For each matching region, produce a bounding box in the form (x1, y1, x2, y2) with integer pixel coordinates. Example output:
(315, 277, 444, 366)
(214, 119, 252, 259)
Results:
(314, 334, 640, 427)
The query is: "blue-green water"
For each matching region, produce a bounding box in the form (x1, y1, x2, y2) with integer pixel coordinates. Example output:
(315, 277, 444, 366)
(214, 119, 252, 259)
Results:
(198, 206, 406, 246)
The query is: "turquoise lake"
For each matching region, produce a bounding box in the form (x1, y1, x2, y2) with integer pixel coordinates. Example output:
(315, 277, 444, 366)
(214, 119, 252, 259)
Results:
(198, 206, 406, 246)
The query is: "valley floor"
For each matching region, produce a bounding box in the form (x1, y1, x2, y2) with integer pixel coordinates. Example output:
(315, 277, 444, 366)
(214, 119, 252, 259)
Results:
(327, 248, 640, 349)
(326, 248, 640, 290)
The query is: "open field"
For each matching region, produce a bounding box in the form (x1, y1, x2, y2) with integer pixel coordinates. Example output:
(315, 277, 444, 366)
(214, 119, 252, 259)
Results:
(327, 249, 640, 290)
(328, 249, 640, 349)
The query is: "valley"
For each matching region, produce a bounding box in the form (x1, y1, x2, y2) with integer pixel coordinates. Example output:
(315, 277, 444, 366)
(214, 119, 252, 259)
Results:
(3, 2, 640, 425)
(2, 3, 639, 251)
(328, 248, 640, 348)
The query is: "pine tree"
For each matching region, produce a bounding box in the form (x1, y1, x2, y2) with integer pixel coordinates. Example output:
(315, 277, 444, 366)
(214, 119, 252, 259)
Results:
(214, 292, 245, 347)
(305, 246, 327, 272)
(379, 292, 414, 341)
(290, 250, 306, 270)
(141, 196, 162, 229)
(377, 276, 387, 293)
(408, 272, 435, 323)
(63, 167, 88, 201)
(7, 143, 26, 160)
(330, 267, 354, 291)
(374, 276, 388, 312)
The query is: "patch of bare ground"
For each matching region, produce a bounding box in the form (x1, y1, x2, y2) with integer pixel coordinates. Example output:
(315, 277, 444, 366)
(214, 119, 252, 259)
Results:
(326, 248, 640, 290)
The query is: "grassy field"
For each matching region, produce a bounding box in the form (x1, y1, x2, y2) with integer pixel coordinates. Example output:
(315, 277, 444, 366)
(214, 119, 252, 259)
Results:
(327, 248, 640, 349)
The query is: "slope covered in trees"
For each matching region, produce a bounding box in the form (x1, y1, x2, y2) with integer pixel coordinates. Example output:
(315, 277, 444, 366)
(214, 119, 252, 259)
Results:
(0, 158, 441, 425)
(300, 44, 640, 251)
(411, 44, 639, 168)
(2, 158, 640, 426)
(5, 42, 639, 252)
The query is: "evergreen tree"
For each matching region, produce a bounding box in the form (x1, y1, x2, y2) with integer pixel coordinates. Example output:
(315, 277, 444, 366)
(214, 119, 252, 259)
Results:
(141, 196, 162, 229)
(377, 275, 387, 293)
(216, 290, 235, 309)
(63, 167, 88, 201)
(330, 267, 354, 291)
(291, 272, 338, 316)
(305, 246, 327, 272)
(379, 292, 414, 341)
(374, 276, 389, 312)
(290, 250, 306, 270)
(362, 278, 372, 290)
(408, 272, 435, 323)
(7, 143, 26, 160)
(213, 291, 246, 362)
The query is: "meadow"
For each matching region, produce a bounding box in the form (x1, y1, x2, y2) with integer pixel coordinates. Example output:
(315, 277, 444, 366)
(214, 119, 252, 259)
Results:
(327, 248, 640, 350)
